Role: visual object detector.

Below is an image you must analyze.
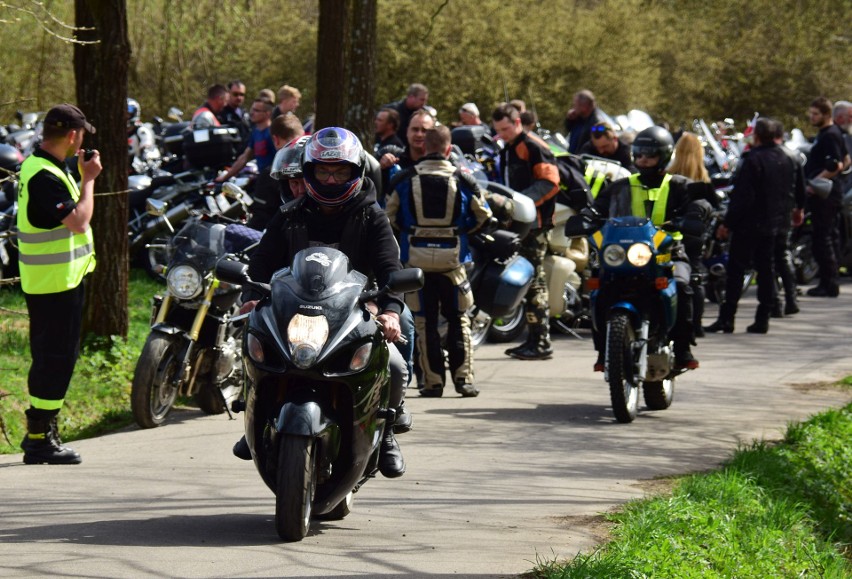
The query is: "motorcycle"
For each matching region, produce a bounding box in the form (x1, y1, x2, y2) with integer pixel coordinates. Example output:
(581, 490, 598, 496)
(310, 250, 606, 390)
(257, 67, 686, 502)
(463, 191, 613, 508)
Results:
(215, 247, 423, 541)
(0, 144, 22, 285)
(566, 212, 684, 423)
(130, 186, 261, 428)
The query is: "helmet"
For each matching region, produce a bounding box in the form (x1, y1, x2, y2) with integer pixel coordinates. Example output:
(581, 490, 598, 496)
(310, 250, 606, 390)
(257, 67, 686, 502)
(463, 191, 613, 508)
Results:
(302, 127, 366, 207)
(127, 98, 141, 125)
(271, 136, 310, 181)
(0, 143, 23, 175)
(631, 126, 674, 176)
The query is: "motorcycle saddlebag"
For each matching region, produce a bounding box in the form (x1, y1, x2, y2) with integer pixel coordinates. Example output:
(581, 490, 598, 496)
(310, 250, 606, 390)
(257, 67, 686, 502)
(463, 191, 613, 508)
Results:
(184, 127, 241, 170)
(475, 254, 534, 318)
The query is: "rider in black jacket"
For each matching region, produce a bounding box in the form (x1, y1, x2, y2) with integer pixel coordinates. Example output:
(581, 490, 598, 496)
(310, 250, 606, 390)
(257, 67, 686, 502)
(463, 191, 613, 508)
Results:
(238, 127, 408, 479)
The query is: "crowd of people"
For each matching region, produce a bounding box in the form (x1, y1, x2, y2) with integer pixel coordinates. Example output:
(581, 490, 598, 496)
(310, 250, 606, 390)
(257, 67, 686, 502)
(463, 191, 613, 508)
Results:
(14, 81, 851, 468)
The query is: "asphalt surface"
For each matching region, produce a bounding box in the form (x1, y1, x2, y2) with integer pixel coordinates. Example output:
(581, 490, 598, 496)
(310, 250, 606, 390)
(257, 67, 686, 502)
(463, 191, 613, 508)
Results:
(1, 285, 851, 578)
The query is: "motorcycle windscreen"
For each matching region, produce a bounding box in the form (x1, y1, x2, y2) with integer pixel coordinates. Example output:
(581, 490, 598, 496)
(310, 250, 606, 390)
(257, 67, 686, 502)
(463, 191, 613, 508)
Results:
(169, 220, 227, 272)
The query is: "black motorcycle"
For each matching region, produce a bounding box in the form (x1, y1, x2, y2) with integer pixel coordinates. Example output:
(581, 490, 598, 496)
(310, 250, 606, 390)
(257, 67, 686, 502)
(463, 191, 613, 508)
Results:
(215, 247, 423, 541)
(130, 205, 261, 428)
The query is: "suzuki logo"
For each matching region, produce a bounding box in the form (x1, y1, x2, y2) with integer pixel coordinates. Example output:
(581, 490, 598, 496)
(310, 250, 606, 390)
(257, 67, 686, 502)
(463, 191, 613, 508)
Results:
(306, 252, 332, 267)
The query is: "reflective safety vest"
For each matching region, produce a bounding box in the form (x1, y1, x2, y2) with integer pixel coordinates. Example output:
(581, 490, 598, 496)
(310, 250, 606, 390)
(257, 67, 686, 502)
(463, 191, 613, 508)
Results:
(584, 165, 607, 199)
(17, 155, 96, 294)
(628, 173, 681, 240)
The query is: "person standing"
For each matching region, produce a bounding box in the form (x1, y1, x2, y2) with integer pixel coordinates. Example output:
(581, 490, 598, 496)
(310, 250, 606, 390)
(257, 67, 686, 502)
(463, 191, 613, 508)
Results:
(191, 84, 228, 129)
(704, 118, 798, 334)
(492, 103, 560, 360)
(386, 126, 492, 398)
(563, 89, 607, 154)
(384, 83, 429, 142)
(373, 107, 404, 156)
(17, 104, 100, 464)
(222, 80, 250, 141)
(804, 97, 850, 297)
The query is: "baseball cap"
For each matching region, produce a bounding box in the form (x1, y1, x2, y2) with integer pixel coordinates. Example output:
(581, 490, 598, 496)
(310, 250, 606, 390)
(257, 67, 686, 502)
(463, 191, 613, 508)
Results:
(459, 103, 479, 117)
(43, 103, 97, 134)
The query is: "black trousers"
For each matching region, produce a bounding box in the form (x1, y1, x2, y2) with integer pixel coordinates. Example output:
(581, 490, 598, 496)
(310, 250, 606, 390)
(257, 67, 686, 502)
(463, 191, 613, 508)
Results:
(24, 282, 85, 418)
(810, 195, 841, 288)
(724, 231, 776, 317)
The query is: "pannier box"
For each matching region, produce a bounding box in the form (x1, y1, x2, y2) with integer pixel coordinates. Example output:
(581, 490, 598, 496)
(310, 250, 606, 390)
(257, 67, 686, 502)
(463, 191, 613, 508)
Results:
(475, 254, 534, 318)
(183, 127, 241, 170)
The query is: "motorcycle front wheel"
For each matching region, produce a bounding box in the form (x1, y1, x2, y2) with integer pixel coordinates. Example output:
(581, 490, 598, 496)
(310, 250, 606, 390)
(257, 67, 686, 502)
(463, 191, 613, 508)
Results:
(486, 305, 526, 343)
(606, 313, 640, 423)
(275, 435, 317, 542)
(130, 333, 182, 428)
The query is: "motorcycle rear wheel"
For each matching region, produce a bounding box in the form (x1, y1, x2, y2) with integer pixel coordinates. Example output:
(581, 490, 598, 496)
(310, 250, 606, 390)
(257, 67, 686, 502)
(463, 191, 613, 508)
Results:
(643, 378, 675, 410)
(606, 313, 639, 423)
(130, 333, 181, 428)
(314, 491, 353, 521)
(275, 435, 317, 542)
(486, 305, 526, 343)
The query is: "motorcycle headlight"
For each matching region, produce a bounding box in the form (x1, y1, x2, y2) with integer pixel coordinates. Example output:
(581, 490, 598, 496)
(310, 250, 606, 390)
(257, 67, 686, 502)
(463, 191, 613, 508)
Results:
(288, 314, 329, 369)
(602, 244, 626, 267)
(167, 264, 203, 299)
(627, 243, 653, 267)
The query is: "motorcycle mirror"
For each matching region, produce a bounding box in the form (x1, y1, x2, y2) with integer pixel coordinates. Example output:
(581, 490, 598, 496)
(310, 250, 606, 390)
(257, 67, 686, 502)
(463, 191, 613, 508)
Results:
(221, 181, 244, 200)
(386, 268, 424, 294)
(564, 214, 599, 237)
(145, 198, 168, 217)
(168, 107, 184, 122)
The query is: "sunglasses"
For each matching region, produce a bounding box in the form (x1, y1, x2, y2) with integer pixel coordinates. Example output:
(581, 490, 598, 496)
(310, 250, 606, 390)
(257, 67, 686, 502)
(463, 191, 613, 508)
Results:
(314, 165, 352, 183)
(590, 124, 611, 135)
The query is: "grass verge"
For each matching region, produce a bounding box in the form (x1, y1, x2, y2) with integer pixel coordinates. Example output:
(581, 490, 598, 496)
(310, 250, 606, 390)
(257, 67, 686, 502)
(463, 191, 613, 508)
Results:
(529, 399, 852, 578)
(0, 271, 162, 453)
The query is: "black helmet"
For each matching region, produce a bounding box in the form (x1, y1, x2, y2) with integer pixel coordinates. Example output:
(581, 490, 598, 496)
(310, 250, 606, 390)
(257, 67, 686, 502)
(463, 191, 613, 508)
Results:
(0, 144, 23, 175)
(631, 126, 674, 176)
(271, 136, 310, 181)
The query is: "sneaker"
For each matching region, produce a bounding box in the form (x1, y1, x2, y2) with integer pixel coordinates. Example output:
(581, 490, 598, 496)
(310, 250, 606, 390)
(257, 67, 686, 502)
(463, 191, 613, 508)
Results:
(454, 383, 480, 397)
(506, 343, 553, 360)
(674, 349, 699, 370)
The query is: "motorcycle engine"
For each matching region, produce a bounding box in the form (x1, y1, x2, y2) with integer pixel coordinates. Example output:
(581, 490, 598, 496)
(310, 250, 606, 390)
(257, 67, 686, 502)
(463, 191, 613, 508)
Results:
(211, 337, 240, 383)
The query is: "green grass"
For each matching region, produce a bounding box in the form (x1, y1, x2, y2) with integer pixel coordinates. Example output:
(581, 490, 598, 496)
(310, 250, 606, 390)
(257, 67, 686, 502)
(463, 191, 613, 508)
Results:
(0, 270, 162, 452)
(529, 401, 852, 578)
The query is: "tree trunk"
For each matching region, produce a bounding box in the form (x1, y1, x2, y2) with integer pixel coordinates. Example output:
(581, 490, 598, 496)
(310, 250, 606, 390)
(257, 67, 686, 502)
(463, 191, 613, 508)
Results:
(345, 0, 377, 147)
(314, 0, 350, 131)
(74, 0, 131, 339)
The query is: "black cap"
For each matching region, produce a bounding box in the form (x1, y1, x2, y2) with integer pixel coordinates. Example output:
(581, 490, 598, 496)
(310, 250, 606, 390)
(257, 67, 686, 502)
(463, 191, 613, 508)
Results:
(43, 103, 97, 134)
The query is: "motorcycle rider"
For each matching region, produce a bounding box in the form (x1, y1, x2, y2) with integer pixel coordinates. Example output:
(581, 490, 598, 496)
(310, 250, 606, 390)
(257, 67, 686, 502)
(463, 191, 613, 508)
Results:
(592, 126, 704, 370)
(385, 125, 492, 398)
(492, 103, 560, 360)
(236, 127, 408, 478)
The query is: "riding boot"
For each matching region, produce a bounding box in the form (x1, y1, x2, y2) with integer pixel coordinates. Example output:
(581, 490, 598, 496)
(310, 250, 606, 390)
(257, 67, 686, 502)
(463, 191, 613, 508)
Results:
(505, 324, 553, 360)
(746, 304, 771, 334)
(393, 400, 413, 434)
(703, 302, 735, 334)
(378, 422, 405, 478)
(21, 411, 81, 465)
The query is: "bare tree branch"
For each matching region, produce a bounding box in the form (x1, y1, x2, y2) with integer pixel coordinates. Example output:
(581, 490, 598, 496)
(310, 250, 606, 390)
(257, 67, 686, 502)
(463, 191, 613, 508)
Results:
(419, 0, 449, 41)
(0, 0, 98, 43)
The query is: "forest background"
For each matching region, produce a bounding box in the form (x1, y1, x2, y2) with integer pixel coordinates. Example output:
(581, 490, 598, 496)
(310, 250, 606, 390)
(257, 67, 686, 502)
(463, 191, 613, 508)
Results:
(2, 0, 850, 136)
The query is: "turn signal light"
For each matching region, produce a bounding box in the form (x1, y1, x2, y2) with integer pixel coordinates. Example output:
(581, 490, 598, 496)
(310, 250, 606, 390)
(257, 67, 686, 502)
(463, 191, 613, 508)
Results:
(654, 277, 669, 290)
(585, 278, 600, 291)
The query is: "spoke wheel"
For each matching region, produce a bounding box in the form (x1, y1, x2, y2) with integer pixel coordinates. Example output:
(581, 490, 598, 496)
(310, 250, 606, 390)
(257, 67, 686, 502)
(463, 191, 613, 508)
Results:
(606, 313, 639, 423)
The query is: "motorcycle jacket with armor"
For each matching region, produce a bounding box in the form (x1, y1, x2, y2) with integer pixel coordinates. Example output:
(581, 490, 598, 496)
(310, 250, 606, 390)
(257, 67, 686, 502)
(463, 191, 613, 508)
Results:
(386, 153, 492, 271)
(499, 131, 560, 230)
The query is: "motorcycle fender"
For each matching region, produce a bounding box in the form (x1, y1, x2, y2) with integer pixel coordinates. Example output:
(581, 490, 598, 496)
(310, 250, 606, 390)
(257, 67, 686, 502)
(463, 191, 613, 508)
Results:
(276, 401, 341, 464)
(150, 323, 183, 336)
(609, 302, 640, 327)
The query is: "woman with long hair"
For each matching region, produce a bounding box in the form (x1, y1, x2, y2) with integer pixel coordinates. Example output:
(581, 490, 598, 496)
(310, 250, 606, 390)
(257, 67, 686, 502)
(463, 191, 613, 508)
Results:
(668, 132, 710, 183)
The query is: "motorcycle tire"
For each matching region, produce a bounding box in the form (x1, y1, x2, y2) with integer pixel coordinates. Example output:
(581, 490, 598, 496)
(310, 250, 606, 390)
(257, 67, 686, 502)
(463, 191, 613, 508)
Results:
(130, 333, 182, 428)
(643, 378, 675, 411)
(194, 385, 226, 415)
(606, 312, 640, 423)
(313, 491, 353, 521)
(486, 306, 526, 343)
(468, 309, 491, 349)
(275, 434, 317, 542)
(793, 239, 818, 285)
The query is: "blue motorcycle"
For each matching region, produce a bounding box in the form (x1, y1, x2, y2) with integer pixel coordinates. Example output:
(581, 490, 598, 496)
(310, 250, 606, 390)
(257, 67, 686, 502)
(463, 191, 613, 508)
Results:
(567, 213, 682, 422)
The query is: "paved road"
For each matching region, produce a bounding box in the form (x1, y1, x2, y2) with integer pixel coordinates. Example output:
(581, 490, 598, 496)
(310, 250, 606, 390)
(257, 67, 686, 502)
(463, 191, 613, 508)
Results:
(1, 287, 851, 578)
